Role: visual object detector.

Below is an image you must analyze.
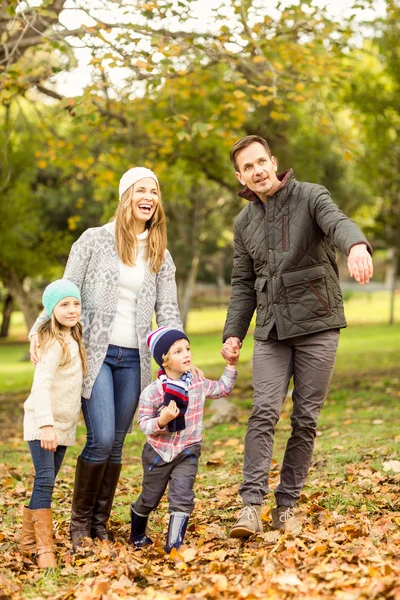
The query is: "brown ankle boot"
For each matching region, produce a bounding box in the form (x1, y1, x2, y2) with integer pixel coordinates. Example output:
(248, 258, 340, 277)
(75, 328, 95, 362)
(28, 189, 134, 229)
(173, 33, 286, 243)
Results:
(70, 456, 107, 551)
(19, 506, 36, 555)
(91, 461, 122, 541)
(31, 509, 57, 568)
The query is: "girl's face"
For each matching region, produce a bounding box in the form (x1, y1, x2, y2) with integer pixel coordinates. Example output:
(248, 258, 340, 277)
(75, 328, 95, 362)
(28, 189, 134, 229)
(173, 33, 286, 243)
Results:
(53, 297, 81, 330)
(130, 177, 159, 232)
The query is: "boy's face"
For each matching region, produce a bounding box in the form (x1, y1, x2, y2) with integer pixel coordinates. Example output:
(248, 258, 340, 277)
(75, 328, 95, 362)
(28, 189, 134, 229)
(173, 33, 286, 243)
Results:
(165, 338, 192, 376)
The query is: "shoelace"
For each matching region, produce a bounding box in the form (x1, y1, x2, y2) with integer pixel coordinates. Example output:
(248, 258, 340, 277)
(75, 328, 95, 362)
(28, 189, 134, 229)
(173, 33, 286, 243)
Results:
(279, 507, 294, 523)
(238, 505, 257, 522)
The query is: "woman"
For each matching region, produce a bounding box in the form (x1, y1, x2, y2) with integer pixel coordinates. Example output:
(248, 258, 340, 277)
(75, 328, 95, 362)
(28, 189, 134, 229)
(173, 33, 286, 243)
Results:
(29, 167, 187, 550)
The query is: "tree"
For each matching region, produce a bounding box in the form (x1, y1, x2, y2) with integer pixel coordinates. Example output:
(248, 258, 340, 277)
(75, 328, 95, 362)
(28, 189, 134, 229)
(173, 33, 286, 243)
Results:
(1, 0, 370, 326)
(344, 1, 400, 323)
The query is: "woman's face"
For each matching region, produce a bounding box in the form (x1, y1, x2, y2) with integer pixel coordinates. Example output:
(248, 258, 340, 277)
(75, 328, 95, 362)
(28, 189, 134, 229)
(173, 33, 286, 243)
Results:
(130, 177, 159, 231)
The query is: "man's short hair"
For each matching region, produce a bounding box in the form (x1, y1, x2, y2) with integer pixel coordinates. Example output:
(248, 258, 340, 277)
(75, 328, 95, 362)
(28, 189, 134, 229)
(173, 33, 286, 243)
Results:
(230, 135, 272, 172)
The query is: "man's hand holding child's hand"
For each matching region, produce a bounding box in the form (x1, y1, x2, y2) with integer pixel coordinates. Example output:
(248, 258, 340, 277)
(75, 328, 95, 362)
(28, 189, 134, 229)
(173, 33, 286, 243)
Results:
(222, 336, 241, 369)
(158, 400, 180, 428)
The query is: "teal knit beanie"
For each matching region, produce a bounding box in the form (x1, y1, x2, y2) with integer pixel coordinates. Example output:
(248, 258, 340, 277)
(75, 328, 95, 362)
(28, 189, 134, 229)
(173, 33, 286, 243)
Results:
(42, 279, 81, 317)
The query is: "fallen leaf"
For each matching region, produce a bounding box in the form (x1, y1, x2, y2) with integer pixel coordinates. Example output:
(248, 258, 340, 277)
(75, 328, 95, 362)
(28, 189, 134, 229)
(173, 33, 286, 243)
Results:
(383, 460, 400, 473)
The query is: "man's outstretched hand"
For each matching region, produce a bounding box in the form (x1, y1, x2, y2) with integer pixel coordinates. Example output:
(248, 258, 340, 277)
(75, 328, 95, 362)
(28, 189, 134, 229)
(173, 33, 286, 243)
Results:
(347, 244, 373, 285)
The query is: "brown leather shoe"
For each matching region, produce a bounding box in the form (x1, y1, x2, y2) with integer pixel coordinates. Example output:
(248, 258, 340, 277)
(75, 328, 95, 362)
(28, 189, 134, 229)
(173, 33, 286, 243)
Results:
(70, 456, 107, 551)
(19, 506, 36, 555)
(229, 505, 263, 538)
(31, 509, 57, 569)
(91, 461, 121, 541)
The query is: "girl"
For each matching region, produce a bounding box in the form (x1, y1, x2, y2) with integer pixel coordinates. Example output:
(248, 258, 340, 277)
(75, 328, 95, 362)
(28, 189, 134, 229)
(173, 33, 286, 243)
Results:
(28, 167, 201, 551)
(21, 279, 86, 568)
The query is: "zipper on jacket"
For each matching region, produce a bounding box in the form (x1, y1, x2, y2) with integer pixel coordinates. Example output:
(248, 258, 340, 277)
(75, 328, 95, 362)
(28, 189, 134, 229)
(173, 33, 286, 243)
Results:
(282, 215, 287, 252)
(149, 455, 161, 471)
(307, 281, 333, 315)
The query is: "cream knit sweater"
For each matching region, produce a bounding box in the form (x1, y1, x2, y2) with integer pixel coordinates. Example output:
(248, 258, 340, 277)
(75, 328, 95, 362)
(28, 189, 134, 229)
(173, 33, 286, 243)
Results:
(23, 336, 83, 447)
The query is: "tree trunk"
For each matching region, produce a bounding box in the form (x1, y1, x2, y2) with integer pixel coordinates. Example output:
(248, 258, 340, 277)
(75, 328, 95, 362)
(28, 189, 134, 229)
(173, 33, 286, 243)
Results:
(179, 250, 201, 329)
(176, 189, 205, 329)
(0, 293, 14, 337)
(388, 248, 398, 325)
(3, 271, 38, 332)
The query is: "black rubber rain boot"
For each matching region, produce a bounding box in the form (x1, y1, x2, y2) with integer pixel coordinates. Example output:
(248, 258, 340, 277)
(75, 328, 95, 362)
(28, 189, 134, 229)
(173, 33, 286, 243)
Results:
(129, 506, 153, 548)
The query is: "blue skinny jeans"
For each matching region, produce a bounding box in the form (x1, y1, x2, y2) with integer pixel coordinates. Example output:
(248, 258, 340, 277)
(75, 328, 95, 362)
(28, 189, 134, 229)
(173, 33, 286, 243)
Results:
(28, 441, 67, 509)
(80, 345, 141, 464)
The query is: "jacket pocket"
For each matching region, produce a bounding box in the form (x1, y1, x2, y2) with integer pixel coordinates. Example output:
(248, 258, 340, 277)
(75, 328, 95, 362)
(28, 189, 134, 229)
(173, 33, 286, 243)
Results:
(254, 276, 268, 328)
(282, 265, 333, 322)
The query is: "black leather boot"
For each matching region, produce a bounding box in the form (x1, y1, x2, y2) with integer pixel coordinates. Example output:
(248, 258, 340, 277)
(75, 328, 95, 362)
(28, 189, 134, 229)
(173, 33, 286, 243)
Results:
(91, 461, 122, 541)
(165, 512, 189, 553)
(129, 506, 153, 548)
(70, 456, 107, 551)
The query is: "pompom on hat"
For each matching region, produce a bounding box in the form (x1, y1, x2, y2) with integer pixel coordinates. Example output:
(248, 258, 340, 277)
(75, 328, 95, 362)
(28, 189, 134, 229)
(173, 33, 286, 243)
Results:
(119, 167, 159, 200)
(146, 326, 189, 367)
(42, 279, 81, 318)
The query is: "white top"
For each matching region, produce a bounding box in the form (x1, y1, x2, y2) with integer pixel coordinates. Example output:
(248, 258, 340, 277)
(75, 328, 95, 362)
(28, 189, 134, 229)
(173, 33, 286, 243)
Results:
(105, 221, 148, 349)
(24, 336, 83, 447)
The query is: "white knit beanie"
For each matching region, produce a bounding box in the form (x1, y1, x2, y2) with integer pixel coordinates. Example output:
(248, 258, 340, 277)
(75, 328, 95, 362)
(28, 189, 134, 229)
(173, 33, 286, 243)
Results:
(118, 167, 159, 200)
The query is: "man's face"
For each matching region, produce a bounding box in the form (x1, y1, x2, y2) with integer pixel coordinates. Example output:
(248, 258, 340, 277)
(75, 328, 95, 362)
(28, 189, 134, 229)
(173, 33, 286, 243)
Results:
(235, 142, 280, 200)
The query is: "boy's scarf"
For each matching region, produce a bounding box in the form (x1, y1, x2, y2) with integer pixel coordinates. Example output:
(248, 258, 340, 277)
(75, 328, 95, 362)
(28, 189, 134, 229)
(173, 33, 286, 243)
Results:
(158, 368, 192, 432)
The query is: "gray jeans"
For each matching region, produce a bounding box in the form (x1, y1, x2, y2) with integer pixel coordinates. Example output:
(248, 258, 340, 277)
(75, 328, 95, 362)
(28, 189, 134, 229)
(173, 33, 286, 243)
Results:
(240, 329, 339, 507)
(133, 442, 201, 516)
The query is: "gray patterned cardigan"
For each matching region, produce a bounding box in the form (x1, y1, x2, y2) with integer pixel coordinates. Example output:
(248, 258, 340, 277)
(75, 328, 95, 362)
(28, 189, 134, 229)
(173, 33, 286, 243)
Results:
(30, 225, 183, 399)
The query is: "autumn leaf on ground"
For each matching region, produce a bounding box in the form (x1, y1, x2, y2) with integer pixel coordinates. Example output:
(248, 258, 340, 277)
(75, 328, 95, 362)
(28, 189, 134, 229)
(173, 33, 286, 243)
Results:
(383, 460, 400, 473)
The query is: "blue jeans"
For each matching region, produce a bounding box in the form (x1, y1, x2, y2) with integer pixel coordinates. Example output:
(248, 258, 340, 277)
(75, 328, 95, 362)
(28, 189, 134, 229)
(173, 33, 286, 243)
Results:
(28, 441, 67, 509)
(81, 345, 141, 464)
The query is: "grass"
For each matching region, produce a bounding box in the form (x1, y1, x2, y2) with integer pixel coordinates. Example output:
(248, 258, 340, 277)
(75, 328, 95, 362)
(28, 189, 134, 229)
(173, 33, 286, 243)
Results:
(0, 303, 399, 598)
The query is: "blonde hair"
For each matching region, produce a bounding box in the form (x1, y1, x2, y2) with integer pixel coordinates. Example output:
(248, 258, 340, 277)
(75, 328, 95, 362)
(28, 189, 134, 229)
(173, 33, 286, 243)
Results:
(161, 351, 172, 369)
(38, 313, 88, 376)
(113, 178, 167, 273)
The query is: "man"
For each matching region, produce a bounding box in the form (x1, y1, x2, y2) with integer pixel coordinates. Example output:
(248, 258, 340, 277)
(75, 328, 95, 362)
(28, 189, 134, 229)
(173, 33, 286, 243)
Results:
(221, 135, 373, 538)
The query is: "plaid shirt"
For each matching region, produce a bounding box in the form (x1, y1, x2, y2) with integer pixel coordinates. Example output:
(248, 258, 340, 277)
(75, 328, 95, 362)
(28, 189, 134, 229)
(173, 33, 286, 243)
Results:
(138, 367, 237, 462)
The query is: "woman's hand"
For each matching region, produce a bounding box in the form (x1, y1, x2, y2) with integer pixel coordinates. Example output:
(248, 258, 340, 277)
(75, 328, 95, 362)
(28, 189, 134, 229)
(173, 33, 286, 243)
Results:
(190, 365, 204, 380)
(29, 334, 40, 365)
(158, 401, 180, 428)
(40, 426, 58, 452)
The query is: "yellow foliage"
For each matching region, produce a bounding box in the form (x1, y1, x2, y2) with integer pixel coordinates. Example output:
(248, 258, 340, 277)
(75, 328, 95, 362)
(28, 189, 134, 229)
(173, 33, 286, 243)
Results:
(102, 170, 115, 182)
(253, 56, 266, 64)
(343, 149, 353, 162)
(37, 160, 47, 169)
(67, 215, 81, 231)
(233, 90, 246, 99)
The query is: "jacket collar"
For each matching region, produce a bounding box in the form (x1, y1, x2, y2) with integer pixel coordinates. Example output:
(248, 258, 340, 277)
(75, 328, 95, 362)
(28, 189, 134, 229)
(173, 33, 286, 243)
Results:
(238, 168, 294, 202)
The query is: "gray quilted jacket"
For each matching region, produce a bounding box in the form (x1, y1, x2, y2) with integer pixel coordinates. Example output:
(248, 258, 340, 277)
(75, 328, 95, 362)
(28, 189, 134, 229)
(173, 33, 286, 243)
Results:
(223, 170, 372, 342)
(30, 225, 183, 398)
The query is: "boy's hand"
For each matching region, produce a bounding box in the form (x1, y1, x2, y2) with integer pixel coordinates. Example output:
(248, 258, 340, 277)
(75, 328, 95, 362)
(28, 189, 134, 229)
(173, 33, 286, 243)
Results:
(158, 401, 180, 428)
(222, 337, 240, 366)
(226, 353, 239, 367)
(221, 337, 241, 362)
(40, 426, 58, 452)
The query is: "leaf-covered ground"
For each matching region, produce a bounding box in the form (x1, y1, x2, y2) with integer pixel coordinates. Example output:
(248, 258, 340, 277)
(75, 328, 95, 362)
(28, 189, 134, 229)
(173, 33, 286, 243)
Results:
(1, 366, 400, 600)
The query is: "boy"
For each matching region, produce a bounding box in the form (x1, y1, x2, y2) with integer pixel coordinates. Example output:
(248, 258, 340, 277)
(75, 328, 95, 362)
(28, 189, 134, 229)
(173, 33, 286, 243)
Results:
(130, 326, 239, 553)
